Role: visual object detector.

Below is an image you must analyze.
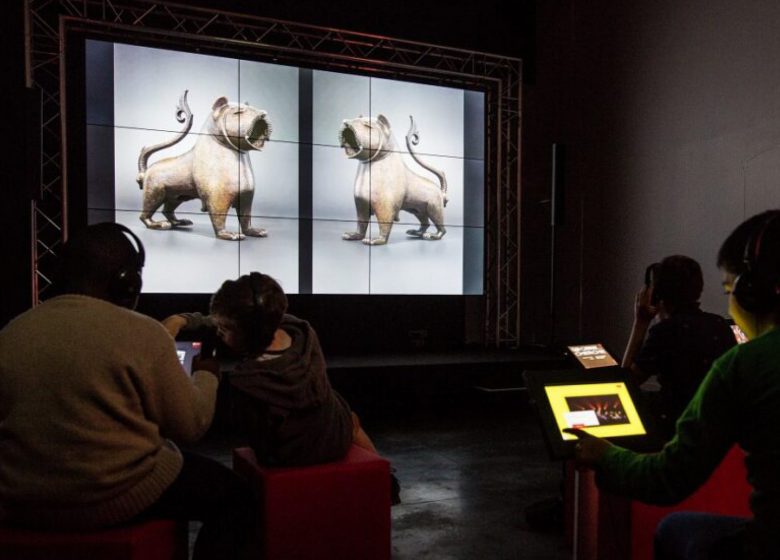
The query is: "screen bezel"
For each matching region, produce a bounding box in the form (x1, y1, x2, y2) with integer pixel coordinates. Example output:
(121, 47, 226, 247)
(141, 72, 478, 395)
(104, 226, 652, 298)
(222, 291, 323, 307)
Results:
(524, 369, 656, 459)
(63, 25, 490, 350)
(65, 29, 488, 295)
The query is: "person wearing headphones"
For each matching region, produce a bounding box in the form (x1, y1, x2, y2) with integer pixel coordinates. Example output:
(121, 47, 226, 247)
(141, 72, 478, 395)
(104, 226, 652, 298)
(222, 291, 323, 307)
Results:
(622, 255, 736, 439)
(163, 272, 401, 503)
(0, 223, 252, 559)
(569, 210, 780, 559)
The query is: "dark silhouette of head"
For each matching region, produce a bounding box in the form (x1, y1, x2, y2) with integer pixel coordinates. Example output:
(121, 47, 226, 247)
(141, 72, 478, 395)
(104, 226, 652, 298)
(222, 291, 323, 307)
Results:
(59, 223, 145, 309)
(210, 272, 288, 355)
(651, 255, 704, 311)
(718, 209, 780, 316)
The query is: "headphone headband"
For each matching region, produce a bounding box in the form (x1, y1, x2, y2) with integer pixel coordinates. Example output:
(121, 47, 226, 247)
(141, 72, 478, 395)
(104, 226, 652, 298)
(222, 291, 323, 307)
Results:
(248, 271, 264, 310)
(743, 212, 780, 271)
(243, 272, 277, 355)
(734, 211, 780, 313)
(107, 223, 144, 309)
(112, 222, 145, 269)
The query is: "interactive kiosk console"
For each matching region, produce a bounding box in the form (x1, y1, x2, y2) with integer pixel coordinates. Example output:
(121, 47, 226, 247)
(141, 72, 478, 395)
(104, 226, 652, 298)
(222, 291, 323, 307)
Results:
(524, 369, 652, 459)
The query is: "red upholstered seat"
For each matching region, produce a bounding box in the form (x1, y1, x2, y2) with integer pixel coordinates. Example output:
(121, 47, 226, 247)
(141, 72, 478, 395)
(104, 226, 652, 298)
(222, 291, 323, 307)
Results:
(630, 445, 751, 560)
(233, 444, 391, 560)
(567, 445, 752, 560)
(0, 519, 188, 560)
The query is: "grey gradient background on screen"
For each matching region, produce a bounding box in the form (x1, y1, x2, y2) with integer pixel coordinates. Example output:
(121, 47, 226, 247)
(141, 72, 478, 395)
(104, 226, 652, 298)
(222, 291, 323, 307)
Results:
(93, 42, 300, 293)
(85, 41, 484, 295)
(311, 70, 482, 294)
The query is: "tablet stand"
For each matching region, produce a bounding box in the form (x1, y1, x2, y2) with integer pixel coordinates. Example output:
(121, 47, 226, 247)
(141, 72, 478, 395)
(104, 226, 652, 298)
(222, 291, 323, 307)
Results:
(572, 468, 580, 560)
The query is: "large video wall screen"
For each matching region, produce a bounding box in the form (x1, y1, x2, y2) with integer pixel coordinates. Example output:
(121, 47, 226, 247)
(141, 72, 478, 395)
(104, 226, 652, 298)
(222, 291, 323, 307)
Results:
(84, 40, 485, 295)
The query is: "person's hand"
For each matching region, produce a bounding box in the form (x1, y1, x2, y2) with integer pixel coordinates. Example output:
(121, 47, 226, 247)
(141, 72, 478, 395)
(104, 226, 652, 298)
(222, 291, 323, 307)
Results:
(634, 286, 658, 324)
(192, 354, 221, 382)
(563, 428, 612, 468)
(161, 315, 188, 338)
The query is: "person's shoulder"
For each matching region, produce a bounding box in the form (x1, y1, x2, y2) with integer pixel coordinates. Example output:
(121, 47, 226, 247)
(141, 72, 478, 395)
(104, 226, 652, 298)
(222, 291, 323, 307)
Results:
(281, 313, 309, 328)
(281, 314, 314, 337)
(671, 308, 729, 335)
(742, 327, 780, 353)
(695, 310, 736, 342)
(709, 329, 774, 379)
(645, 315, 675, 338)
(697, 309, 730, 326)
(70, 294, 170, 339)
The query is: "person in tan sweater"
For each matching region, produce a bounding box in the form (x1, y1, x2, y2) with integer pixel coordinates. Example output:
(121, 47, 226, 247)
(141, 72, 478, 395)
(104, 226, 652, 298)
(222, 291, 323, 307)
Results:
(0, 223, 251, 559)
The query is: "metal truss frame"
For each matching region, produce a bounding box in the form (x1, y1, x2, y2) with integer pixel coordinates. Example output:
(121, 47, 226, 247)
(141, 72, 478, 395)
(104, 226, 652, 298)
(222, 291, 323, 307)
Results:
(25, 0, 521, 346)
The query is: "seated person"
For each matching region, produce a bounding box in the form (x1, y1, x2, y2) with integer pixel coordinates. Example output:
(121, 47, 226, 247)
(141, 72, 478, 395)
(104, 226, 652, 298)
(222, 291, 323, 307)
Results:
(0, 223, 252, 560)
(622, 255, 735, 438)
(570, 210, 780, 560)
(164, 272, 401, 501)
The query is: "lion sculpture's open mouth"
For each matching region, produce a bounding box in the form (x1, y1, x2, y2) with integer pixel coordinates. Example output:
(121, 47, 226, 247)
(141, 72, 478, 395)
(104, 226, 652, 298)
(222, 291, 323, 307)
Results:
(246, 115, 272, 150)
(339, 123, 362, 158)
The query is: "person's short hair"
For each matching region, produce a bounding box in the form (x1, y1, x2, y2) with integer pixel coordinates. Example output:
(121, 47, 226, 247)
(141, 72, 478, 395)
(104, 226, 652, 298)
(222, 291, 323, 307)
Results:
(210, 272, 288, 354)
(717, 209, 780, 315)
(59, 223, 145, 307)
(652, 255, 704, 309)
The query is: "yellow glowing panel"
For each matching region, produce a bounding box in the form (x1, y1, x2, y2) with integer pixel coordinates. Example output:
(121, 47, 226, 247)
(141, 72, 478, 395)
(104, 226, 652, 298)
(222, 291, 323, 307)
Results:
(544, 382, 646, 440)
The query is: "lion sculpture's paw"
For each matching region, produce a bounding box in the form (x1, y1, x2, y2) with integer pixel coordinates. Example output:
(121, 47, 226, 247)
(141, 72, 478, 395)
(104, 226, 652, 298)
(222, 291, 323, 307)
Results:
(244, 228, 268, 237)
(216, 231, 245, 241)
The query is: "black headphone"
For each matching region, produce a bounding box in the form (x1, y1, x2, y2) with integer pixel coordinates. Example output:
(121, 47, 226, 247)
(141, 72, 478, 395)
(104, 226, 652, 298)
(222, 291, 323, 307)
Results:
(109, 223, 145, 309)
(645, 262, 662, 304)
(245, 272, 275, 354)
(733, 212, 780, 314)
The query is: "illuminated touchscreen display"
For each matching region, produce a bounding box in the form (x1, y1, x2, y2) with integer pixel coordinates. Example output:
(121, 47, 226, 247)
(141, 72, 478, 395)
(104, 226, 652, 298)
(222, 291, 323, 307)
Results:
(731, 324, 748, 344)
(175, 341, 201, 374)
(568, 344, 619, 369)
(544, 382, 647, 440)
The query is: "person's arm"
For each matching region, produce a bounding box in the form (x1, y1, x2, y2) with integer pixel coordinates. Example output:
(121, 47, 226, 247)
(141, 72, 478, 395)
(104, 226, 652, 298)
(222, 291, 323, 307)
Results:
(161, 312, 215, 338)
(574, 351, 739, 505)
(140, 322, 220, 444)
(622, 285, 658, 385)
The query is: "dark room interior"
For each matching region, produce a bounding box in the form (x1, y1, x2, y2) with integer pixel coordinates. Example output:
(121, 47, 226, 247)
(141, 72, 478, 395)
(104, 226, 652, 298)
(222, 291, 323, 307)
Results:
(2, 1, 780, 559)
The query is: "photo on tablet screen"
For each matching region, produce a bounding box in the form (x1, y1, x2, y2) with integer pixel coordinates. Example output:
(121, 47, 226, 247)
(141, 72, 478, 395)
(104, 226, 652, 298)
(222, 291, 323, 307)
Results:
(565, 394, 629, 426)
(175, 341, 201, 375)
(731, 324, 749, 344)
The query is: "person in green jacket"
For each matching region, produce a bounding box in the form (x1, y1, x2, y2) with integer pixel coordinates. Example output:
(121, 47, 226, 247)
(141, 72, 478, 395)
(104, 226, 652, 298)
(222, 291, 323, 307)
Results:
(568, 210, 780, 560)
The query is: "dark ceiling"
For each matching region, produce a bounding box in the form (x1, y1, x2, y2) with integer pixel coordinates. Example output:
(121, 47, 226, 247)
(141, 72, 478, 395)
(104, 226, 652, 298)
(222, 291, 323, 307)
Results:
(180, 0, 534, 60)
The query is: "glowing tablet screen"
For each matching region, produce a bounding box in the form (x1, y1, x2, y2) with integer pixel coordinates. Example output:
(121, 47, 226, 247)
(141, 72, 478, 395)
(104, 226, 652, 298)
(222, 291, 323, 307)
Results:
(544, 382, 647, 440)
(175, 341, 201, 375)
(567, 344, 619, 369)
(731, 324, 748, 344)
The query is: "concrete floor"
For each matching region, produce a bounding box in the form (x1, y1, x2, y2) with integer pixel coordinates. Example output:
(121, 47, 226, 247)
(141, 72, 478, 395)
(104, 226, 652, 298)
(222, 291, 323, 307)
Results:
(372, 394, 570, 560)
(193, 390, 571, 559)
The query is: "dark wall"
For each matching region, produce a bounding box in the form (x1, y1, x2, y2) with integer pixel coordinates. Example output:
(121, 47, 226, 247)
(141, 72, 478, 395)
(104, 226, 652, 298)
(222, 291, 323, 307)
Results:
(523, 0, 780, 352)
(1, 1, 33, 327)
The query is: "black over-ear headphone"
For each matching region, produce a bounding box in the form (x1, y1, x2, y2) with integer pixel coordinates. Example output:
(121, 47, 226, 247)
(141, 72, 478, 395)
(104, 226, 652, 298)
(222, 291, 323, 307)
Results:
(733, 212, 780, 314)
(109, 223, 145, 308)
(645, 262, 661, 304)
(245, 272, 275, 354)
